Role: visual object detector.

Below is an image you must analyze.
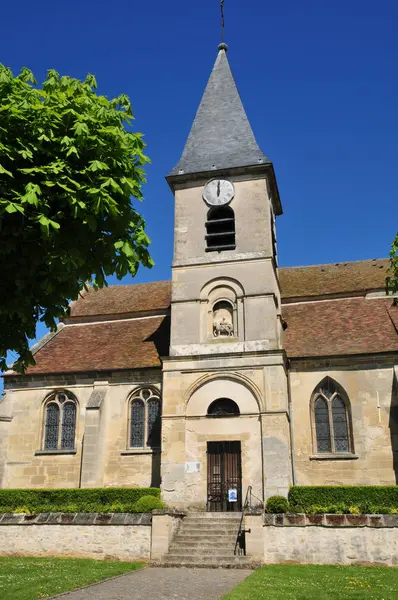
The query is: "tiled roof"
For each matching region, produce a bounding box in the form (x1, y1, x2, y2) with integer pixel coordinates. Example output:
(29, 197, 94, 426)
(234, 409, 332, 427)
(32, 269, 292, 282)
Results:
(168, 46, 270, 178)
(282, 298, 398, 358)
(67, 259, 390, 321)
(7, 259, 395, 376)
(279, 258, 389, 301)
(68, 281, 171, 320)
(26, 316, 169, 375)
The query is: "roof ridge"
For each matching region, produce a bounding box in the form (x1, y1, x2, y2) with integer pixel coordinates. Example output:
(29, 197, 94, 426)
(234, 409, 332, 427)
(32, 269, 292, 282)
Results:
(279, 258, 389, 271)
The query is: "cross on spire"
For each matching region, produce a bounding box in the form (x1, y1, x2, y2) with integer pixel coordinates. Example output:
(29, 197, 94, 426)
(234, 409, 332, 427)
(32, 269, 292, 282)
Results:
(221, 0, 225, 43)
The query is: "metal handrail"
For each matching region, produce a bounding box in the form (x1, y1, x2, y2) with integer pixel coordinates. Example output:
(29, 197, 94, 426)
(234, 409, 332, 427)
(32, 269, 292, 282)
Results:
(234, 485, 252, 555)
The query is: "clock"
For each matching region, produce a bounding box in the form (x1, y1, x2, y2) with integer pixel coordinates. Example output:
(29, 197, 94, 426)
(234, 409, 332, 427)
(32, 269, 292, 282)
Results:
(203, 179, 235, 206)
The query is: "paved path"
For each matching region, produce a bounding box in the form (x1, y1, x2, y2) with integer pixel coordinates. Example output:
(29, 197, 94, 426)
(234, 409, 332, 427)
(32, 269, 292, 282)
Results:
(55, 567, 253, 600)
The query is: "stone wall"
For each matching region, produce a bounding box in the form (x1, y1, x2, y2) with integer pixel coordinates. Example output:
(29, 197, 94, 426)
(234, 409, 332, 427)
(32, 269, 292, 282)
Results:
(290, 364, 397, 486)
(0, 513, 151, 561)
(263, 513, 398, 566)
(1, 371, 162, 489)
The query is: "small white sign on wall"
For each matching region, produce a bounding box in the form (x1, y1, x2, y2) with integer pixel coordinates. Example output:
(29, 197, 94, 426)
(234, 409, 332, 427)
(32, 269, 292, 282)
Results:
(185, 462, 200, 474)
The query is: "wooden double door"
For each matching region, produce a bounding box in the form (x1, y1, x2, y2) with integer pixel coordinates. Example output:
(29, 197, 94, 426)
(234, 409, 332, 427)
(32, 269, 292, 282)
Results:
(207, 441, 242, 512)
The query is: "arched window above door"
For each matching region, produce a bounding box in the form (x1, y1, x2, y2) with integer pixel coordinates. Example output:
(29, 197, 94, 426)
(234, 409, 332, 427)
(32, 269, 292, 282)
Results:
(207, 398, 240, 418)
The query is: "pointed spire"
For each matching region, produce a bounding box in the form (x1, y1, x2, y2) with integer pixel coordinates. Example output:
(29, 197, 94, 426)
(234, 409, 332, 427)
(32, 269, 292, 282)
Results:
(168, 45, 271, 178)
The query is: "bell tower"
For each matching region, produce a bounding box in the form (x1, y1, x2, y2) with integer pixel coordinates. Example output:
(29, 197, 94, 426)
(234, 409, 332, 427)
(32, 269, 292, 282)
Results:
(162, 44, 291, 510)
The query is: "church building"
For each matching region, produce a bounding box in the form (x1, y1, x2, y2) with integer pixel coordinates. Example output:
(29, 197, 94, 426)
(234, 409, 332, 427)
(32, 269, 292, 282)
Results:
(1, 44, 397, 511)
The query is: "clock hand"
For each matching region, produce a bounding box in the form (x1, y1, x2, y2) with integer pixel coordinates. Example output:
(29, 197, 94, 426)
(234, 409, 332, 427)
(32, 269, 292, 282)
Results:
(217, 181, 220, 197)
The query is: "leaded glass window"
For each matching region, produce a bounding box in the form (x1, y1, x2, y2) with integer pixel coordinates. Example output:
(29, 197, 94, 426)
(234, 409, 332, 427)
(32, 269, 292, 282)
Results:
(332, 397, 349, 452)
(130, 400, 145, 447)
(147, 399, 161, 448)
(312, 378, 353, 455)
(43, 391, 77, 451)
(314, 398, 331, 453)
(129, 388, 162, 450)
(44, 403, 59, 449)
(61, 402, 76, 449)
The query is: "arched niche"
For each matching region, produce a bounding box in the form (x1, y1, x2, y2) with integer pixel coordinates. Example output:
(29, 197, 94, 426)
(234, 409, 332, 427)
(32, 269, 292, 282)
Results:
(186, 377, 259, 417)
(200, 278, 245, 342)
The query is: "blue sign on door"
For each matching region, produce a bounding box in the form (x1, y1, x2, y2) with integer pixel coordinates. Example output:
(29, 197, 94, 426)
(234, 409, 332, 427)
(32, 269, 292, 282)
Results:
(228, 488, 238, 502)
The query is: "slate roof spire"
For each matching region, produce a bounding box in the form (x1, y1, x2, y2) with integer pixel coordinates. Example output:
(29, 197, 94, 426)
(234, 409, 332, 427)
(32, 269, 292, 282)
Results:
(168, 43, 271, 177)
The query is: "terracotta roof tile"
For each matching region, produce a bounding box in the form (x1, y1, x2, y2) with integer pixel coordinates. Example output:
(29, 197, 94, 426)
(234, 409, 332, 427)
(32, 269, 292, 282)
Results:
(67, 260, 390, 321)
(8, 259, 396, 376)
(279, 258, 389, 301)
(282, 298, 398, 358)
(26, 316, 169, 375)
(69, 281, 171, 319)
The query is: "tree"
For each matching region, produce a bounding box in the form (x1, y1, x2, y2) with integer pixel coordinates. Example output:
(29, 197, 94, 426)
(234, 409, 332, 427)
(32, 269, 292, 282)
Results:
(0, 65, 153, 373)
(387, 234, 398, 295)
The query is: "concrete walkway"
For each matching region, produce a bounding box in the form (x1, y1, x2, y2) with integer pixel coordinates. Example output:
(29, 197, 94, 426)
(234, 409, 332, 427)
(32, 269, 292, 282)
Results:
(55, 567, 253, 600)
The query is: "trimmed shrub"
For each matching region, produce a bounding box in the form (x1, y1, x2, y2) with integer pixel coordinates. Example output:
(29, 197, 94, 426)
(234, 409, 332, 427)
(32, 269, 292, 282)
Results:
(289, 487, 398, 512)
(0, 488, 160, 513)
(133, 495, 164, 512)
(265, 495, 289, 514)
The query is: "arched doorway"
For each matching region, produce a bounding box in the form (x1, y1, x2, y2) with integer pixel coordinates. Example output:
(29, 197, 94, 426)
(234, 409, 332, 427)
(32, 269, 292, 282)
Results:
(206, 398, 242, 512)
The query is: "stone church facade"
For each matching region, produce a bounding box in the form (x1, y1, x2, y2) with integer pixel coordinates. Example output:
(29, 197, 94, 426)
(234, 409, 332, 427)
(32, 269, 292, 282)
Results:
(1, 44, 397, 511)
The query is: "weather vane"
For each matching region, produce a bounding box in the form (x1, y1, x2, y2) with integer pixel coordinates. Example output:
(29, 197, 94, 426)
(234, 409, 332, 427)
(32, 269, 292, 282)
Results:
(220, 0, 225, 43)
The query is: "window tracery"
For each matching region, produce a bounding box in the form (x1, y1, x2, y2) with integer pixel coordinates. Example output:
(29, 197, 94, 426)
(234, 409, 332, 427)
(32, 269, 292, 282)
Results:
(43, 391, 77, 451)
(129, 388, 161, 449)
(312, 378, 353, 455)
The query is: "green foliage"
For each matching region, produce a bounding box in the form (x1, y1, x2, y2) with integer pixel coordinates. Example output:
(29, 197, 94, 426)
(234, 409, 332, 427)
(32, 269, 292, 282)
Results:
(387, 233, 398, 294)
(265, 495, 290, 514)
(133, 495, 165, 512)
(289, 486, 398, 513)
(0, 488, 160, 513)
(0, 65, 152, 372)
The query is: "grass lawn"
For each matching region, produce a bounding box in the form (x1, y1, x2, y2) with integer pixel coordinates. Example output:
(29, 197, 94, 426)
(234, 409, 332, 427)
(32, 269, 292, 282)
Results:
(222, 564, 398, 600)
(0, 556, 144, 600)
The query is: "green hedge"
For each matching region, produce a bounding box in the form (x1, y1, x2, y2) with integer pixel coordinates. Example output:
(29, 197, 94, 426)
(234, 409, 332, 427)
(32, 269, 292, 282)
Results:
(289, 487, 398, 512)
(0, 488, 161, 513)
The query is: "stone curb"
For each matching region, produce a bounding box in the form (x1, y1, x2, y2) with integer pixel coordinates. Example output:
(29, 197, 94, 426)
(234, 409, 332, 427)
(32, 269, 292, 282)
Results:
(0, 512, 152, 526)
(263, 513, 397, 528)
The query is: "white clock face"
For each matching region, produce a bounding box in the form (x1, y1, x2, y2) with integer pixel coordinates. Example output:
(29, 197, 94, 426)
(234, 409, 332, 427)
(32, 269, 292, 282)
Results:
(203, 179, 235, 206)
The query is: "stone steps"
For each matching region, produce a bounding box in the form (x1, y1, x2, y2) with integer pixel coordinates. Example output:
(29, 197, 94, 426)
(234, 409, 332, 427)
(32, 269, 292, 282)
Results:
(152, 559, 258, 569)
(159, 512, 247, 569)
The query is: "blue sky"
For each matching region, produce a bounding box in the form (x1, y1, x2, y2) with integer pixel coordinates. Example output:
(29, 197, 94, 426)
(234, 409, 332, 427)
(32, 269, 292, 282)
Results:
(1, 0, 397, 359)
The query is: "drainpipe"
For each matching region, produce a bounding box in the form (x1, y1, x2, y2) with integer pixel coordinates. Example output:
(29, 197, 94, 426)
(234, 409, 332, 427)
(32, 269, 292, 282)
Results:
(287, 365, 297, 486)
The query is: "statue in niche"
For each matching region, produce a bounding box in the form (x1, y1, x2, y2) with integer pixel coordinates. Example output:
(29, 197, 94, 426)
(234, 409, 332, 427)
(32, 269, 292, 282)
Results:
(213, 301, 234, 337)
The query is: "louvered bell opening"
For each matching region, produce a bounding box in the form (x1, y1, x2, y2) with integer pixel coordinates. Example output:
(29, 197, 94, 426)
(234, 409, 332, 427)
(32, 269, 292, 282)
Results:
(205, 206, 236, 252)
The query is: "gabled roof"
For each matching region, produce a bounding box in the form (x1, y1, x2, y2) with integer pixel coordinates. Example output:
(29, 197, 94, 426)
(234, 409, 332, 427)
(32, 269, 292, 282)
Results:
(5, 258, 396, 377)
(279, 258, 390, 302)
(168, 44, 270, 177)
(25, 316, 169, 375)
(68, 280, 171, 321)
(283, 298, 398, 358)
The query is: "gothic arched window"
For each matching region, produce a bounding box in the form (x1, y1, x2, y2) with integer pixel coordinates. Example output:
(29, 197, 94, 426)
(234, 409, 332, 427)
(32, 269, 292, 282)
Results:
(207, 398, 240, 418)
(205, 206, 235, 252)
(312, 378, 353, 454)
(43, 391, 77, 451)
(129, 388, 161, 449)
